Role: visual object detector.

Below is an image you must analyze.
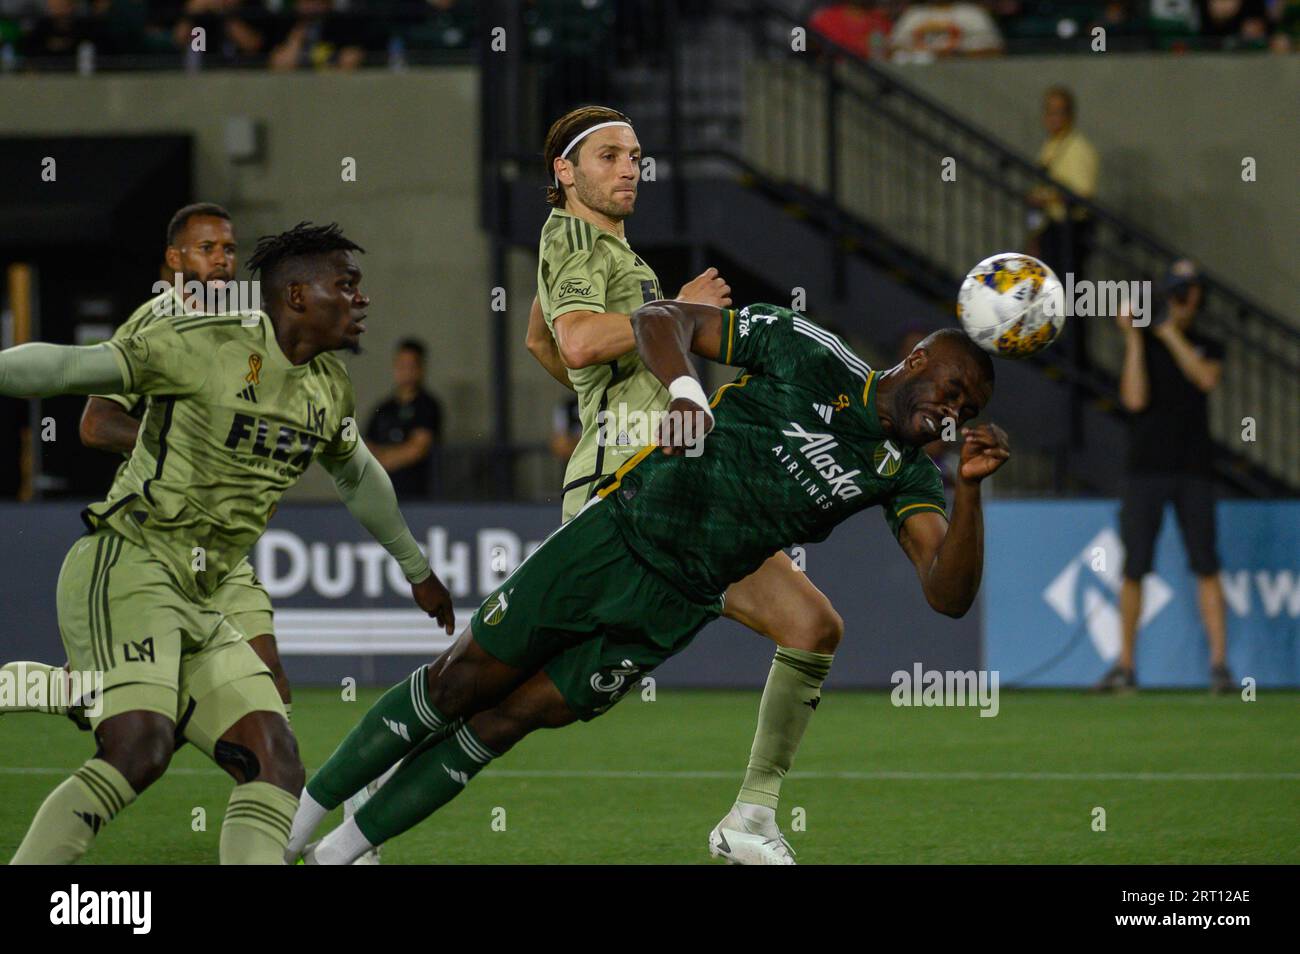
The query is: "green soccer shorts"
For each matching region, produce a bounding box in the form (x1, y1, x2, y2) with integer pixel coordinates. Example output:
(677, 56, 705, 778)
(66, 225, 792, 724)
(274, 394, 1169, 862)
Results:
(469, 498, 723, 720)
(55, 529, 283, 744)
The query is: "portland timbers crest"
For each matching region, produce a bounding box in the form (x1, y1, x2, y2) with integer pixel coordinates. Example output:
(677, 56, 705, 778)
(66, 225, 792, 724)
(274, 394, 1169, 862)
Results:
(873, 440, 902, 477)
(482, 588, 514, 626)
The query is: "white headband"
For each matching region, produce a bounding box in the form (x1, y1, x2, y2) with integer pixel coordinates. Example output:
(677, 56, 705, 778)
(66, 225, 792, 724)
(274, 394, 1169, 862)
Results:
(553, 121, 634, 186)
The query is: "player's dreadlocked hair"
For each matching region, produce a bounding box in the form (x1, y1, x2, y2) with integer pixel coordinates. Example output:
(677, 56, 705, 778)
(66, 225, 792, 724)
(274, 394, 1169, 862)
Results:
(246, 221, 365, 288)
(919, 327, 996, 387)
(543, 105, 633, 208)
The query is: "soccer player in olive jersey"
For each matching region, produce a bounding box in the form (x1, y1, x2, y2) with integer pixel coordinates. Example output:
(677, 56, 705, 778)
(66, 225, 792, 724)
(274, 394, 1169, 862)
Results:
(0, 204, 296, 728)
(287, 301, 1006, 865)
(525, 106, 850, 864)
(0, 223, 455, 864)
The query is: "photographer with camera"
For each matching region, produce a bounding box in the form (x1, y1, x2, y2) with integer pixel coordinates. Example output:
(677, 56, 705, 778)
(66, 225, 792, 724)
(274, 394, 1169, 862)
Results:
(1097, 259, 1233, 694)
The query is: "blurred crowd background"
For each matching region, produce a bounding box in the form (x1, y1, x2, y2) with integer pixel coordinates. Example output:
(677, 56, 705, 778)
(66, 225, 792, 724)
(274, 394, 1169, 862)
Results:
(2, 0, 1298, 74)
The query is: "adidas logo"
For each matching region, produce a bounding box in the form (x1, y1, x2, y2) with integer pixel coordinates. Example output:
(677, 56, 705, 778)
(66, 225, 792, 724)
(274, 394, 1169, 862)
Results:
(75, 810, 104, 834)
(236, 384, 257, 403)
(442, 764, 469, 786)
(812, 402, 834, 423)
(383, 717, 411, 741)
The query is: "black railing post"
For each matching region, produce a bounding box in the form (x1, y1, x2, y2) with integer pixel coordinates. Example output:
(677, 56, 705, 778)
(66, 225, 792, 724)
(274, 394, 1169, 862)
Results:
(825, 54, 845, 300)
(666, 0, 686, 234)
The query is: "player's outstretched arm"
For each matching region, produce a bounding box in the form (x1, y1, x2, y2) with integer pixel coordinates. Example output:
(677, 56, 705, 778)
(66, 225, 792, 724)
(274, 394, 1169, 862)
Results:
(321, 440, 456, 635)
(0, 342, 126, 399)
(897, 424, 1010, 618)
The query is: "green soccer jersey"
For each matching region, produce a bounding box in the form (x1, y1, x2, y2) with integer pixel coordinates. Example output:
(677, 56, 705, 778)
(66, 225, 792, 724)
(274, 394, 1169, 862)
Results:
(92, 291, 175, 416)
(537, 208, 668, 521)
(600, 303, 948, 604)
(85, 310, 360, 602)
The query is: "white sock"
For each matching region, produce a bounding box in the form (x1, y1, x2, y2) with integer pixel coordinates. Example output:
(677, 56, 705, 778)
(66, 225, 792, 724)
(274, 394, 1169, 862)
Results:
(343, 762, 401, 818)
(285, 787, 329, 862)
(312, 817, 374, 866)
(736, 801, 779, 836)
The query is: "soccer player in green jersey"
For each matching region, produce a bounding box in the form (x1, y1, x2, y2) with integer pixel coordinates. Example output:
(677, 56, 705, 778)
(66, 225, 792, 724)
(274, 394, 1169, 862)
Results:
(1, 203, 298, 729)
(287, 299, 1007, 865)
(524, 106, 852, 863)
(0, 222, 455, 864)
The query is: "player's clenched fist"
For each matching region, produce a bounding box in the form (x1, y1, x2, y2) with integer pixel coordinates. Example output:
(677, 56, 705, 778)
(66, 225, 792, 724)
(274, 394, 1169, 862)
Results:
(676, 267, 732, 308)
(412, 574, 456, 635)
(657, 396, 714, 457)
(958, 423, 1010, 483)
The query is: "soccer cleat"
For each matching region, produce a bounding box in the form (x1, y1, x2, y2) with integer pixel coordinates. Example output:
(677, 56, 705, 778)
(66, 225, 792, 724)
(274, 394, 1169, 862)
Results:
(1091, 664, 1136, 694)
(708, 805, 796, 865)
(1210, 663, 1235, 695)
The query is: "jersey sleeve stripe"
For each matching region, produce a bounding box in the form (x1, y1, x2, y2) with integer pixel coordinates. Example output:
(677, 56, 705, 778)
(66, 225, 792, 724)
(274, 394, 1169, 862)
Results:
(104, 340, 136, 395)
(791, 317, 871, 380)
(723, 308, 736, 364)
(895, 501, 946, 518)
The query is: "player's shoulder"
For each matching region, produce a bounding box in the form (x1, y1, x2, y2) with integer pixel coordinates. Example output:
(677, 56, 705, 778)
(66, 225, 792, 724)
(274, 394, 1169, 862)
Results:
(310, 349, 353, 382)
(114, 290, 178, 337)
(540, 209, 603, 259)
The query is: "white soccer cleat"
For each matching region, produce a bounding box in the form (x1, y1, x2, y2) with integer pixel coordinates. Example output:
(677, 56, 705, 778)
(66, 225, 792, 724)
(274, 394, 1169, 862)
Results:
(708, 804, 797, 865)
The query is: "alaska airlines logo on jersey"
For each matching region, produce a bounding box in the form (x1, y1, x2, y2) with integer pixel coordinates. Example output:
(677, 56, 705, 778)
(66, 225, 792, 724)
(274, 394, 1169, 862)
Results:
(557, 279, 594, 299)
(737, 308, 779, 338)
(224, 413, 322, 470)
(773, 422, 863, 507)
(874, 440, 902, 477)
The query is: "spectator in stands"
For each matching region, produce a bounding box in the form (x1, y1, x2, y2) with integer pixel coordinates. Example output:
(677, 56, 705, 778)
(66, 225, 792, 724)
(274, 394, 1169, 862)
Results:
(808, 1, 895, 58)
(1200, 0, 1271, 45)
(1270, 0, 1300, 50)
(20, 0, 101, 62)
(269, 0, 365, 71)
(1098, 259, 1232, 694)
(171, 0, 266, 66)
(889, 1, 1003, 58)
(1027, 85, 1098, 282)
(365, 339, 443, 500)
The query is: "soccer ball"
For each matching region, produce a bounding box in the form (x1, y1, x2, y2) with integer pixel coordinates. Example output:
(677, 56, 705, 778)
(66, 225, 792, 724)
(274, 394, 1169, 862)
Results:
(957, 252, 1065, 358)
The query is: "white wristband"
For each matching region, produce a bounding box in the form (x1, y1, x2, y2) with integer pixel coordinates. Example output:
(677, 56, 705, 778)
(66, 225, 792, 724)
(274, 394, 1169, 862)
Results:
(668, 375, 714, 422)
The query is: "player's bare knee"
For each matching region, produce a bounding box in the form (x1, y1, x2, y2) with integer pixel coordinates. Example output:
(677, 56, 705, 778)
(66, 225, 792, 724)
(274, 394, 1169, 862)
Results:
(785, 604, 843, 654)
(216, 712, 303, 791)
(97, 712, 174, 791)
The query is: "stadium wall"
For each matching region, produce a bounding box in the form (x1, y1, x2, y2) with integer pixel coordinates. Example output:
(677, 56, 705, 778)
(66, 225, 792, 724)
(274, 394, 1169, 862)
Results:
(886, 54, 1299, 322)
(0, 69, 564, 501)
(2, 501, 1294, 689)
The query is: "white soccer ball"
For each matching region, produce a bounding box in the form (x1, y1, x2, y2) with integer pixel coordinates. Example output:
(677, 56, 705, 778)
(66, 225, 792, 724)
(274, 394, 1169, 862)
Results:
(957, 252, 1066, 358)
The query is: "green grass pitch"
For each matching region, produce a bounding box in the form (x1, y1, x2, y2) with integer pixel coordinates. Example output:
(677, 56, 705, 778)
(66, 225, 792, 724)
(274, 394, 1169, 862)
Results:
(1, 687, 1296, 864)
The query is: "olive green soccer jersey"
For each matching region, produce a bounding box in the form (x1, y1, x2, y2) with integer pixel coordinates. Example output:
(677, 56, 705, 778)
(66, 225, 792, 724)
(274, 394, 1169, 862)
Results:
(84, 311, 360, 602)
(600, 303, 948, 604)
(92, 290, 178, 416)
(536, 208, 667, 521)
